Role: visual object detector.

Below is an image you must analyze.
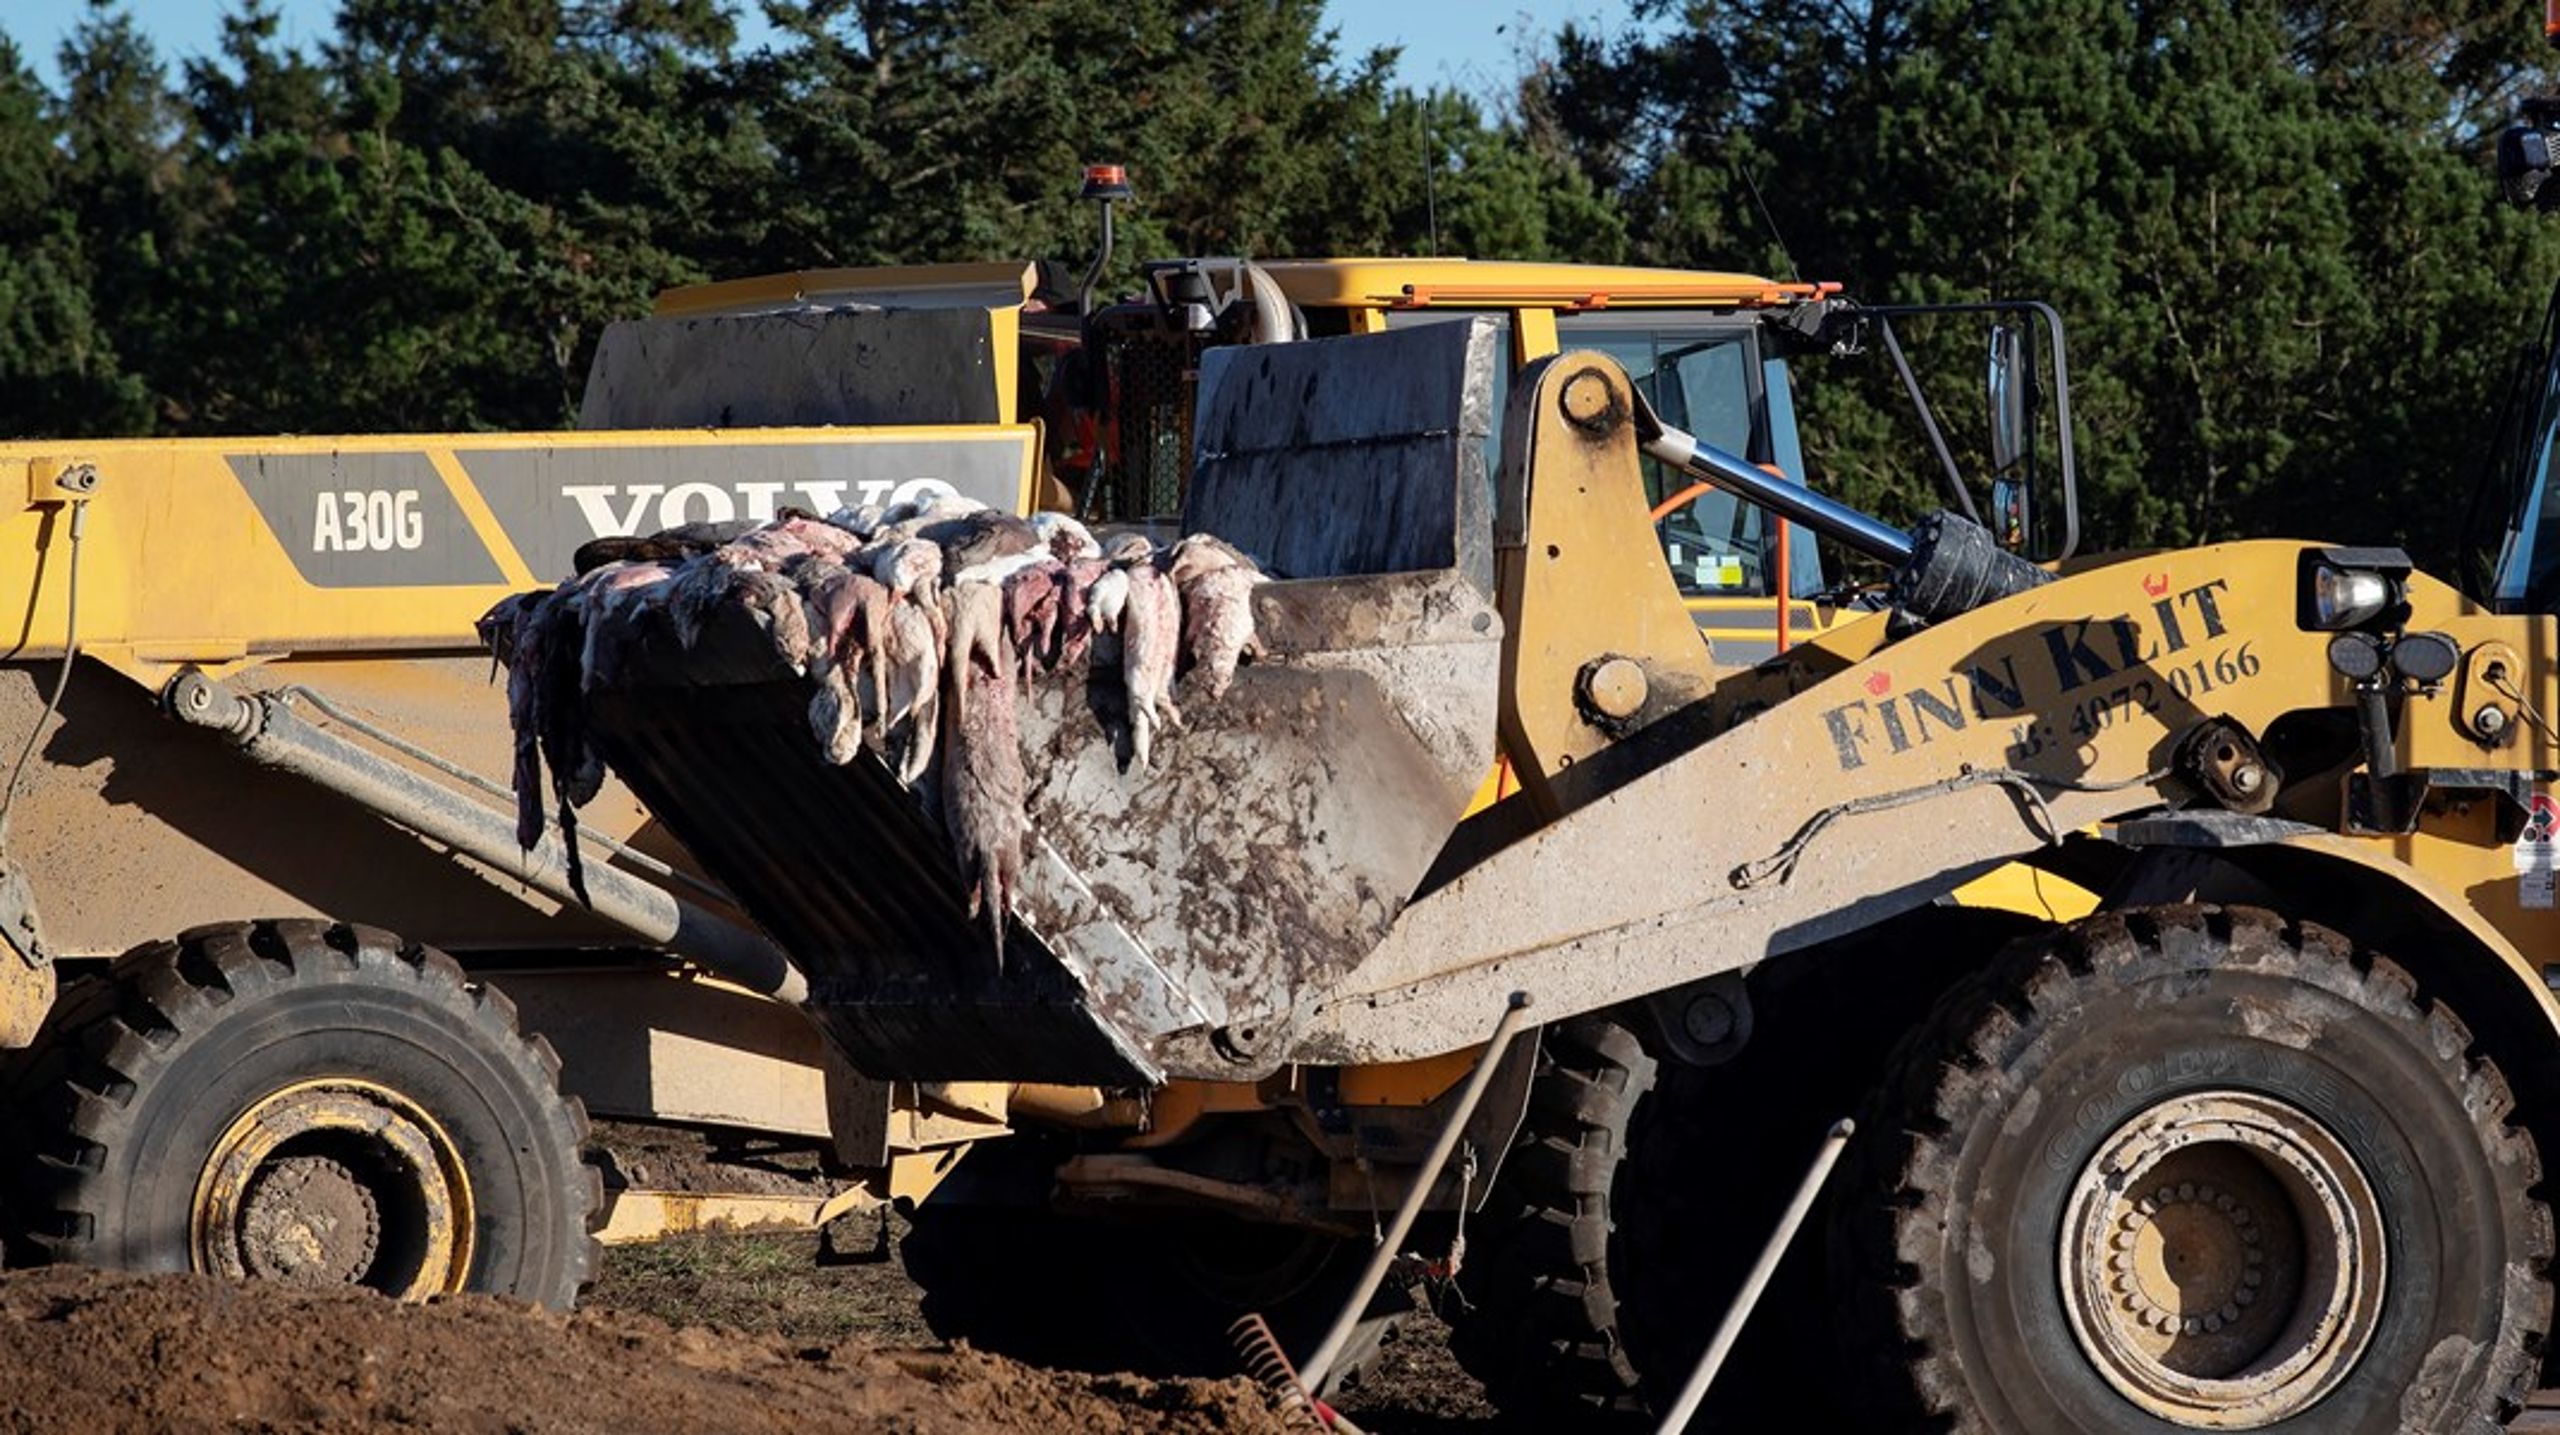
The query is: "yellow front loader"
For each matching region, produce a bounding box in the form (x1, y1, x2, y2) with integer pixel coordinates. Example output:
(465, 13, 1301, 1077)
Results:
(545, 307, 2560, 1435)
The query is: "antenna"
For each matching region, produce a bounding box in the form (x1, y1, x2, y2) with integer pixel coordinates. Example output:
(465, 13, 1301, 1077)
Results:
(1735, 157, 1799, 284)
(1423, 114, 1443, 257)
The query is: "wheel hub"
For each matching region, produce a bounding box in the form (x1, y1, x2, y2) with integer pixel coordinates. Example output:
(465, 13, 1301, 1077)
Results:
(2059, 1089, 2386, 1429)
(192, 1078, 476, 1299)
(237, 1154, 382, 1285)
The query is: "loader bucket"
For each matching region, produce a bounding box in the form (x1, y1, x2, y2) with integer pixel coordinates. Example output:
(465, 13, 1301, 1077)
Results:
(584, 319, 1505, 1084)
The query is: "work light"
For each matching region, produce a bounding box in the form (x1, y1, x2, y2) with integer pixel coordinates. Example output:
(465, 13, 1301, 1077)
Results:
(2307, 564, 2397, 630)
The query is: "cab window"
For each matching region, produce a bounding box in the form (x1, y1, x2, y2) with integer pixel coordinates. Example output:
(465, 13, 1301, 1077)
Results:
(1557, 316, 1824, 600)
(1383, 309, 1825, 600)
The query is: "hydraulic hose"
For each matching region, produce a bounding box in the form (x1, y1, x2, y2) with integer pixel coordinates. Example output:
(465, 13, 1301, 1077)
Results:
(0, 491, 91, 852)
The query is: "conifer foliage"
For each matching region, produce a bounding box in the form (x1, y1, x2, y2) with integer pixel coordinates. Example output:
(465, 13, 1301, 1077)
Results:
(1, 0, 2553, 566)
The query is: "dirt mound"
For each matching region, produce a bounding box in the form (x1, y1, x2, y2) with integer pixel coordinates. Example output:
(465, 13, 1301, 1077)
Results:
(0, 1267, 1304, 1434)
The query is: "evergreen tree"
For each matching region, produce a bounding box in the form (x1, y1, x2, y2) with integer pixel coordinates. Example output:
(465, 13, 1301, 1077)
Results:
(1548, 0, 2560, 566)
(321, 0, 767, 425)
(0, 33, 146, 436)
(50, 0, 190, 433)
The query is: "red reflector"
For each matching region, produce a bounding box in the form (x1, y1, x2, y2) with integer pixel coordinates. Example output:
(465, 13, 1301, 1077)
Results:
(1085, 164, 1126, 186)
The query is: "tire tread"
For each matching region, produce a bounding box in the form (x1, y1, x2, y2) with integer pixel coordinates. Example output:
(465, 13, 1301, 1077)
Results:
(1834, 903, 2554, 1432)
(1445, 1015, 1657, 1425)
(4, 919, 603, 1303)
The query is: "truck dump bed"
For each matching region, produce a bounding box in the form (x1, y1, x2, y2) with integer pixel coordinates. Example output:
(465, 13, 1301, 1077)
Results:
(582, 321, 1505, 1084)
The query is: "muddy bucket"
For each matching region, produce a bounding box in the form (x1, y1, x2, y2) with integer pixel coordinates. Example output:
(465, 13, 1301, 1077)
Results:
(587, 318, 1504, 1083)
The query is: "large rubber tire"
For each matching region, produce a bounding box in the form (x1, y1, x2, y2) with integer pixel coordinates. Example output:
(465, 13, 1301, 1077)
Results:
(10, 919, 602, 1308)
(1613, 913, 2035, 1428)
(1444, 1014, 1658, 1424)
(1443, 917, 2032, 1429)
(902, 1145, 1396, 1390)
(1834, 905, 2554, 1433)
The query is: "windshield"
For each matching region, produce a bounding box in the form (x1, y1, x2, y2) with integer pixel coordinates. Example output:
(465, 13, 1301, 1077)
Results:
(1384, 310, 1826, 600)
(1557, 317, 1823, 600)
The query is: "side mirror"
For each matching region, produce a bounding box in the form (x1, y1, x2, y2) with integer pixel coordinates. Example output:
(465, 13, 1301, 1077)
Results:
(1987, 323, 2027, 475)
(1989, 476, 2030, 551)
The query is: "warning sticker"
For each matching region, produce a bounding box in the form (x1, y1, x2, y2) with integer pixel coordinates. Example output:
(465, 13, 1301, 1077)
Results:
(2516, 794, 2560, 910)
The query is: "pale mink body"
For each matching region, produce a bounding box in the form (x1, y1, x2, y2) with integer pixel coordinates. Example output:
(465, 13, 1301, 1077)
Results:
(1120, 563, 1183, 769)
(1167, 536, 1263, 702)
(923, 510, 1040, 572)
(729, 567, 815, 673)
(873, 538, 948, 783)
(725, 511, 864, 570)
(1030, 511, 1100, 562)
(1003, 561, 1068, 682)
(1053, 558, 1110, 671)
(800, 562, 890, 764)
(942, 580, 1008, 724)
(575, 561, 675, 693)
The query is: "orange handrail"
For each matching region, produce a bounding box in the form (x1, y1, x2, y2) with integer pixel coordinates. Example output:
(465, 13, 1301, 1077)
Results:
(1649, 480, 1714, 523)
(1774, 519, 1792, 653)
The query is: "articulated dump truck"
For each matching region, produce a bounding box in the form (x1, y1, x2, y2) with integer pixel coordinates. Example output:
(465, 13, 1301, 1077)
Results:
(4, 244, 2560, 1435)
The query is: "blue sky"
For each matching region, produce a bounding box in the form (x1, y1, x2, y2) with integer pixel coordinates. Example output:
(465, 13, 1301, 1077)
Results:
(2, 1, 1642, 100)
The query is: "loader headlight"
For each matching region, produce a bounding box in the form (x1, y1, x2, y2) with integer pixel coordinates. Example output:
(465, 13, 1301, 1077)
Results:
(2297, 547, 2413, 634)
(2309, 565, 2394, 630)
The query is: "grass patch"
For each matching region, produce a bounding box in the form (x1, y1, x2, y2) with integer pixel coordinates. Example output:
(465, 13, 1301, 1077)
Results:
(590, 1225, 931, 1347)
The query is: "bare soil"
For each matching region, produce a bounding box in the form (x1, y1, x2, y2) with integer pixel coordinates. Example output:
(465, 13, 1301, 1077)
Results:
(571, 1129, 1503, 1429)
(0, 1163, 1497, 1434)
(587, 1227, 1504, 1433)
(0, 1260, 1301, 1434)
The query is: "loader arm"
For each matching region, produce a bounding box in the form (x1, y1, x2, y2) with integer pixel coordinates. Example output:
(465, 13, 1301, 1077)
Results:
(546, 328, 2560, 1089)
(1267, 353, 2560, 1067)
